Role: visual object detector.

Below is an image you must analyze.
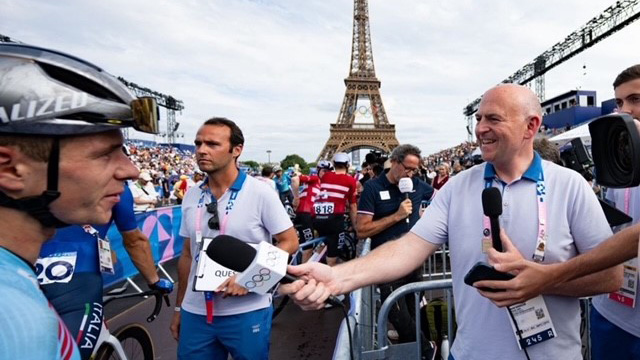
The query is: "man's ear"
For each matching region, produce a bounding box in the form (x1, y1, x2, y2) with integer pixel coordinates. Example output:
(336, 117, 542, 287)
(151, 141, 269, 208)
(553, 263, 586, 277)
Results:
(232, 144, 243, 159)
(525, 115, 542, 139)
(0, 146, 29, 192)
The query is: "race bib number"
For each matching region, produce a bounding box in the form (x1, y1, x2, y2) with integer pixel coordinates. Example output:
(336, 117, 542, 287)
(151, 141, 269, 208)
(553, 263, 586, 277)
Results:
(314, 202, 335, 215)
(35, 252, 77, 285)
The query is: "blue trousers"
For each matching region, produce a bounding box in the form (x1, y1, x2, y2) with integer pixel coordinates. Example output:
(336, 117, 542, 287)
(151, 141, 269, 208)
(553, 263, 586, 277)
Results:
(178, 306, 273, 360)
(590, 306, 640, 360)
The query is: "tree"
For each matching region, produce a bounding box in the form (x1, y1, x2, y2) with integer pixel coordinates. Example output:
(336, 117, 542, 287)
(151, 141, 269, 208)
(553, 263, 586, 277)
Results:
(280, 154, 309, 174)
(241, 160, 260, 170)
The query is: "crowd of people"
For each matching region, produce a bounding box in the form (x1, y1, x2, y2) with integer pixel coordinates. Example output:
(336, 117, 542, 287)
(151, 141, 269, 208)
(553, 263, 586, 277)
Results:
(3, 40, 640, 360)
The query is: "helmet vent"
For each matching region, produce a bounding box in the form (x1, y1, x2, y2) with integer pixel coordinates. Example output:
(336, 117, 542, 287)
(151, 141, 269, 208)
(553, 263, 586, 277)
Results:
(37, 62, 125, 104)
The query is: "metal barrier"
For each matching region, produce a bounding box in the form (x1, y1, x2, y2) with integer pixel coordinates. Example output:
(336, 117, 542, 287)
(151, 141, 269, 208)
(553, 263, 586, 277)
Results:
(333, 239, 373, 360)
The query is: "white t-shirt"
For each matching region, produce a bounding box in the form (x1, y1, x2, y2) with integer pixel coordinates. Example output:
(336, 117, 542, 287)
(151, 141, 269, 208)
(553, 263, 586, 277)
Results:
(129, 181, 158, 212)
(179, 174, 292, 316)
(411, 157, 611, 360)
(592, 185, 640, 337)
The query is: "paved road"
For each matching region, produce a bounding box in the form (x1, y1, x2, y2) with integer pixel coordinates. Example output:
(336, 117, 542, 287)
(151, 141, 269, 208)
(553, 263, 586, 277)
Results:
(104, 258, 344, 359)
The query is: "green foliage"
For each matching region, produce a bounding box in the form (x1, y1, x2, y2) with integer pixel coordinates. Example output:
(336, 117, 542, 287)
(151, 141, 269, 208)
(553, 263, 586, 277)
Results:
(241, 160, 260, 170)
(280, 154, 310, 174)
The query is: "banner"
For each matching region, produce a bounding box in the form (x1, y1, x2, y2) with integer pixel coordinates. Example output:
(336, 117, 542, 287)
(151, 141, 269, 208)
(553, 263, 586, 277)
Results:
(102, 206, 184, 287)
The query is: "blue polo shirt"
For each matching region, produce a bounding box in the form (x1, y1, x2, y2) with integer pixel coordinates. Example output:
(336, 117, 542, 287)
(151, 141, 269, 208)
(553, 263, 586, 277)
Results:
(358, 171, 435, 249)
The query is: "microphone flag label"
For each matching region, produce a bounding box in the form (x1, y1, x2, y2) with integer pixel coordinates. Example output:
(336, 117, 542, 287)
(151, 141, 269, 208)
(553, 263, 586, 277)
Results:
(235, 242, 288, 294)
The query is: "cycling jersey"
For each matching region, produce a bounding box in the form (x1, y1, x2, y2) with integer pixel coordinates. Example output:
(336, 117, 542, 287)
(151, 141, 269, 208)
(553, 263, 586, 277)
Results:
(297, 175, 321, 214)
(38, 185, 137, 279)
(0, 247, 80, 360)
(315, 172, 357, 216)
(274, 174, 292, 193)
(38, 185, 138, 359)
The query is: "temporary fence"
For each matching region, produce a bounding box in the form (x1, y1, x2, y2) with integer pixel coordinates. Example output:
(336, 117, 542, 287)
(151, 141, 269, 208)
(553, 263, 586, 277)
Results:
(333, 242, 594, 360)
(102, 205, 184, 288)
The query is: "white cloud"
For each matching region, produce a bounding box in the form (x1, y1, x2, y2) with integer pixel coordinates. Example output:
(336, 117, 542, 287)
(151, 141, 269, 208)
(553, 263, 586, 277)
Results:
(2, 0, 638, 163)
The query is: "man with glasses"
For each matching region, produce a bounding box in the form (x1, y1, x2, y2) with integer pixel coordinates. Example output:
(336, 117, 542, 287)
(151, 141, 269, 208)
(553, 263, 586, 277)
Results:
(355, 144, 436, 359)
(171, 117, 298, 360)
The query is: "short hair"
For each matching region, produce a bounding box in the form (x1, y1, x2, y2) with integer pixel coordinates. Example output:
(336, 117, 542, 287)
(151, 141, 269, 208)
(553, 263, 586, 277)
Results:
(389, 144, 421, 164)
(533, 138, 562, 165)
(613, 65, 640, 88)
(261, 166, 273, 177)
(0, 135, 53, 162)
(203, 117, 245, 148)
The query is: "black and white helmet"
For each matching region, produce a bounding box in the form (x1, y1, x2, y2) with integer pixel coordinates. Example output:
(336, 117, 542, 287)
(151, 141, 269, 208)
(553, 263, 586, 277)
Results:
(0, 43, 158, 135)
(0, 43, 159, 227)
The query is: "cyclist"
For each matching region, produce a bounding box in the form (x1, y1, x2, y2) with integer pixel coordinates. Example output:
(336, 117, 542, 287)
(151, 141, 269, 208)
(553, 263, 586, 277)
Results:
(312, 153, 357, 267)
(273, 165, 294, 206)
(0, 43, 158, 359)
(38, 183, 173, 359)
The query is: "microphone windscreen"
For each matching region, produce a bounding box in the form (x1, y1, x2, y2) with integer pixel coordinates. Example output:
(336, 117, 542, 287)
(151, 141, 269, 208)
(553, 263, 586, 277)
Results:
(482, 187, 502, 217)
(205, 235, 257, 272)
(398, 177, 413, 193)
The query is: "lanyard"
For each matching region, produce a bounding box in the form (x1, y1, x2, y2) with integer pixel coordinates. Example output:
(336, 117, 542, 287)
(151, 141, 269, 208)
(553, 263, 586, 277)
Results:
(195, 182, 242, 323)
(483, 174, 547, 263)
(624, 188, 631, 215)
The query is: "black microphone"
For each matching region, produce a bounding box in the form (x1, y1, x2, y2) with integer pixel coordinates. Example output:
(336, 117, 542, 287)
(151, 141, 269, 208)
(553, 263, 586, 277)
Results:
(482, 187, 503, 252)
(205, 235, 344, 307)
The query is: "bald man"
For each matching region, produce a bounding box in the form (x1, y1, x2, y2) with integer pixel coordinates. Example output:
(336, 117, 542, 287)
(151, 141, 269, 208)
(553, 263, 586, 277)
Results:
(279, 84, 621, 360)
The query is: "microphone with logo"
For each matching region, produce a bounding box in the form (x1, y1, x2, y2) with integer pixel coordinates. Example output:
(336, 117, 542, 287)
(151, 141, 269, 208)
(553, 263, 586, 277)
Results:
(482, 187, 503, 252)
(398, 177, 413, 224)
(205, 235, 344, 307)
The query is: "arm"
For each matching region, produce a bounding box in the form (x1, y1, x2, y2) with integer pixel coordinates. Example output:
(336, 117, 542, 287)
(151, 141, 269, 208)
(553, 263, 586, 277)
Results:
(349, 202, 358, 229)
(355, 199, 411, 239)
(273, 227, 299, 255)
(477, 229, 625, 307)
(291, 176, 300, 210)
(279, 232, 438, 310)
(121, 229, 159, 284)
(170, 237, 192, 340)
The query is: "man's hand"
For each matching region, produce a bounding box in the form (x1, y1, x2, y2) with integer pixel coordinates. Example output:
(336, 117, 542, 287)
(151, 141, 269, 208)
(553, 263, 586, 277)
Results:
(217, 275, 249, 298)
(476, 260, 562, 307)
(475, 229, 562, 306)
(395, 198, 412, 220)
(485, 229, 524, 270)
(278, 262, 343, 311)
(170, 311, 180, 340)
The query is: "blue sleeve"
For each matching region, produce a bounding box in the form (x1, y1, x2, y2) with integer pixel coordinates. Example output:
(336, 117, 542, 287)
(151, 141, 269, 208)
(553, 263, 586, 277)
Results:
(113, 185, 138, 233)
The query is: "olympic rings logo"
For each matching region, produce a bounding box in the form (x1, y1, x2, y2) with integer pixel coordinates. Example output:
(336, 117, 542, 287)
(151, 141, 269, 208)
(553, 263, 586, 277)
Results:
(244, 268, 271, 289)
(347, 105, 373, 118)
(266, 250, 281, 267)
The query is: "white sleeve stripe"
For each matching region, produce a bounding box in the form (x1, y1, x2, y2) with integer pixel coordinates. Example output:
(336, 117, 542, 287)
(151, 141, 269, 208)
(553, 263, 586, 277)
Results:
(325, 191, 346, 198)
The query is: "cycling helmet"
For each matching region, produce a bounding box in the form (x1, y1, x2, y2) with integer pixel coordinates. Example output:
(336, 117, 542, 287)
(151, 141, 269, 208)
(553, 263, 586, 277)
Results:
(333, 152, 350, 164)
(0, 43, 159, 135)
(317, 160, 333, 170)
(0, 43, 160, 227)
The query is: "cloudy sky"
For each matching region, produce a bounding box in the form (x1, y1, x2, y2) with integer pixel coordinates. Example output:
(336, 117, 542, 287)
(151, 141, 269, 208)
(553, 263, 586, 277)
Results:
(2, 0, 639, 163)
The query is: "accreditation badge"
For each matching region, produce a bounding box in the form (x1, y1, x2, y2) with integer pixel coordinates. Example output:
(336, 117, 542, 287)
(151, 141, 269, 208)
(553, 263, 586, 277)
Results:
(97, 237, 115, 274)
(608, 259, 637, 308)
(508, 295, 556, 349)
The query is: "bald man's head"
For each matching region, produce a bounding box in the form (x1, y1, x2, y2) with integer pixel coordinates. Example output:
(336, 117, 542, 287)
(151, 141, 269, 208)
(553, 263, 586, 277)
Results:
(481, 84, 543, 122)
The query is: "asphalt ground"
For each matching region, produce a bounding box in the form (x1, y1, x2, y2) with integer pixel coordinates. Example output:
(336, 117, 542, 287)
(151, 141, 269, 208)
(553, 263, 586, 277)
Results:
(104, 257, 345, 359)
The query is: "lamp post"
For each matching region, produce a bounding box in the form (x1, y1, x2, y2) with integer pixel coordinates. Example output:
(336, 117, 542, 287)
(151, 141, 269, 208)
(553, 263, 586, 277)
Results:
(267, 150, 272, 164)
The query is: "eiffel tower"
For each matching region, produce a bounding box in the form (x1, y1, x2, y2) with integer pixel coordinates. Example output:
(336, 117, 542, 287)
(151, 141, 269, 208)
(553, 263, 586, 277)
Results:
(317, 0, 399, 162)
